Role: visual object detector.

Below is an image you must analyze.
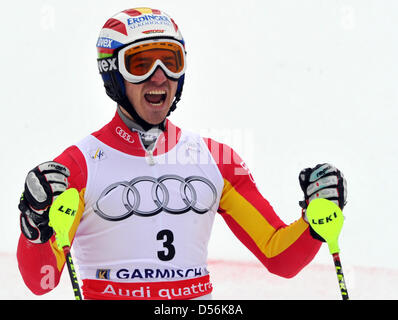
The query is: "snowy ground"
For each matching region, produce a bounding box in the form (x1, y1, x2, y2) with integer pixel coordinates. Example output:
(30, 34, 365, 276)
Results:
(2, 252, 397, 300)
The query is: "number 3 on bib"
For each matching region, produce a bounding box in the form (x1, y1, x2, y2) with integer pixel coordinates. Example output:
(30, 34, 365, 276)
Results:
(157, 229, 176, 261)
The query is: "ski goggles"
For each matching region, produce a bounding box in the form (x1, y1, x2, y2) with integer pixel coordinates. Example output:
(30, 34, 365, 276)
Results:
(118, 39, 186, 83)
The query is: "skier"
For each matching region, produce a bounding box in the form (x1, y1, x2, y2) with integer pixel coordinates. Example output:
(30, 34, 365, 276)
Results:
(17, 7, 347, 300)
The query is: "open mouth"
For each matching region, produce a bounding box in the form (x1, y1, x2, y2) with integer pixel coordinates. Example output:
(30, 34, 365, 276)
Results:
(144, 90, 167, 106)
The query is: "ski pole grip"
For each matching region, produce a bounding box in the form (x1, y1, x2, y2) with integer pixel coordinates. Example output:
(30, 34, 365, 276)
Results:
(306, 198, 345, 254)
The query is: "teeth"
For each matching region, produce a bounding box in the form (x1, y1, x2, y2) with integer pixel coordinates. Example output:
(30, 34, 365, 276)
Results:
(145, 90, 166, 106)
(147, 90, 166, 95)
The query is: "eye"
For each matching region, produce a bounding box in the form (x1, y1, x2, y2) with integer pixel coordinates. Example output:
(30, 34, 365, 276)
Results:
(136, 62, 151, 69)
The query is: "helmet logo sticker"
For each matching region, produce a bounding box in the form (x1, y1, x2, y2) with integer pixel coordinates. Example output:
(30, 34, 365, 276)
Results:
(98, 58, 117, 73)
(142, 29, 165, 35)
(127, 14, 172, 30)
(97, 37, 123, 49)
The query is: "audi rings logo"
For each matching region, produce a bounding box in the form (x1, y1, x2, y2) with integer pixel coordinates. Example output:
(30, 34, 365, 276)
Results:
(94, 175, 218, 221)
(116, 126, 134, 143)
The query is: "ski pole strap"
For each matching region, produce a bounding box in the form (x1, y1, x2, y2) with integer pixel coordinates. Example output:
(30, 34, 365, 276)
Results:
(332, 253, 349, 300)
(63, 246, 82, 300)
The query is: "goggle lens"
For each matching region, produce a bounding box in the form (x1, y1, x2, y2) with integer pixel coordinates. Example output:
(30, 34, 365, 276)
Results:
(124, 42, 184, 77)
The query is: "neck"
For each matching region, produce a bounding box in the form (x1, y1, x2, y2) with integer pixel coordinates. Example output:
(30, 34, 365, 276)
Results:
(117, 106, 165, 151)
(117, 105, 166, 132)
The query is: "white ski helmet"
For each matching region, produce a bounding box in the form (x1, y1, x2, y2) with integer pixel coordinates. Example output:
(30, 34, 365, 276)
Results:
(96, 8, 186, 129)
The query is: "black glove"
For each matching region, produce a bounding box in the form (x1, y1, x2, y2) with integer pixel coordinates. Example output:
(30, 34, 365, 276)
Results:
(299, 163, 347, 241)
(19, 161, 70, 244)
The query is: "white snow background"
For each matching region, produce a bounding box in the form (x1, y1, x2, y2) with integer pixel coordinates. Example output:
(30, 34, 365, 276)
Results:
(0, 0, 397, 299)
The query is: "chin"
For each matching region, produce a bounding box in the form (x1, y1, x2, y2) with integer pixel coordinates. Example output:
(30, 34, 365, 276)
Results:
(144, 113, 168, 125)
(144, 109, 171, 125)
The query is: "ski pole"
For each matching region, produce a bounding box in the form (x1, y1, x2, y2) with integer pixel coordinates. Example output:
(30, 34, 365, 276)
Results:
(306, 198, 349, 300)
(48, 188, 82, 300)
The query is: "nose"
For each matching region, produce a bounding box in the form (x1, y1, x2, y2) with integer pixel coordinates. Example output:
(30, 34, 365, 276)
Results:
(149, 67, 168, 85)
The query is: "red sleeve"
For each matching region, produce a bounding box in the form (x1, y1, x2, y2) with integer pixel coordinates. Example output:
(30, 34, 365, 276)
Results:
(17, 145, 87, 295)
(204, 138, 322, 278)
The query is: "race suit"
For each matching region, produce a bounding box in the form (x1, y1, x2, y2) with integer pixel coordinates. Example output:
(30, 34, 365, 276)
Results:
(17, 111, 321, 300)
